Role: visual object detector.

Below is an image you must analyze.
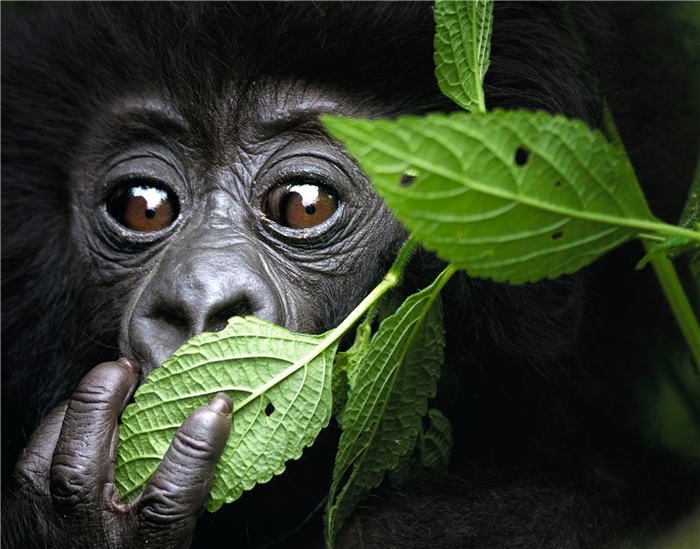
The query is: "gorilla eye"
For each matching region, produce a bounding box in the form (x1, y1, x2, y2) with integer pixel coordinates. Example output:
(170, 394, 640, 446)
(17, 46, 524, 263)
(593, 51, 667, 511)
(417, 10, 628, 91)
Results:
(107, 183, 179, 232)
(264, 182, 339, 229)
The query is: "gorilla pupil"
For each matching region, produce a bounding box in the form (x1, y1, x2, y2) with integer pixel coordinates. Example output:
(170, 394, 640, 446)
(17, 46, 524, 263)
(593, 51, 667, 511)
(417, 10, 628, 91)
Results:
(106, 184, 178, 232)
(264, 182, 338, 230)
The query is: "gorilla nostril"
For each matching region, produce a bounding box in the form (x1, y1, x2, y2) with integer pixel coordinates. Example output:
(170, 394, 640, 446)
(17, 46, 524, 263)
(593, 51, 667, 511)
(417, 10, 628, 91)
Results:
(206, 298, 254, 333)
(150, 304, 190, 335)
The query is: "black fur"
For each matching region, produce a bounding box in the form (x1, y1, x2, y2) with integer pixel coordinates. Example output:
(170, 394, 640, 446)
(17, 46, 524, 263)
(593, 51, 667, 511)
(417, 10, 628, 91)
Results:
(2, 2, 699, 548)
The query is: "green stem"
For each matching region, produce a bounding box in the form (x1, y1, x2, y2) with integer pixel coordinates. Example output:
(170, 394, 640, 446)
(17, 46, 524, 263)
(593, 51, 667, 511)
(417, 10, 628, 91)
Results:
(470, 1, 488, 114)
(645, 242, 700, 369)
(642, 223, 700, 243)
(637, 233, 668, 244)
(331, 236, 419, 339)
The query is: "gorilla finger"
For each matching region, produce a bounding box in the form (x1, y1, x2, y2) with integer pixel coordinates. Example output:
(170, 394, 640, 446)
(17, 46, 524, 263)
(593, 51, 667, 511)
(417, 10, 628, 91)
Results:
(137, 393, 232, 543)
(50, 358, 140, 510)
(14, 401, 69, 495)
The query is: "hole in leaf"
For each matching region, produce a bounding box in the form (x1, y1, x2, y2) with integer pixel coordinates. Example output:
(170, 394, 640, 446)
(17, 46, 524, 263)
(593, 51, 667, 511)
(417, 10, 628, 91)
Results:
(514, 147, 530, 166)
(552, 232, 564, 240)
(399, 174, 417, 187)
(265, 402, 275, 416)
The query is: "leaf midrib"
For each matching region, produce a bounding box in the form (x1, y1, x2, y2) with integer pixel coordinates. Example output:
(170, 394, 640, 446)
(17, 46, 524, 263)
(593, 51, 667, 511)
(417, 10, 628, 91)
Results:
(339, 122, 675, 236)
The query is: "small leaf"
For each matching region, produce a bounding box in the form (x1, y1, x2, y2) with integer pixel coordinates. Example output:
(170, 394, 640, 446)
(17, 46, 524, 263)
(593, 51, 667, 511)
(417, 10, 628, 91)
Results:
(434, 0, 493, 113)
(115, 316, 336, 512)
(388, 409, 454, 487)
(680, 150, 700, 273)
(679, 150, 700, 229)
(323, 110, 658, 284)
(636, 236, 700, 270)
(690, 258, 700, 279)
(422, 409, 453, 471)
(332, 322, 371, 419)
(325, 277, 446, 546)
(335, 321, 372, 389)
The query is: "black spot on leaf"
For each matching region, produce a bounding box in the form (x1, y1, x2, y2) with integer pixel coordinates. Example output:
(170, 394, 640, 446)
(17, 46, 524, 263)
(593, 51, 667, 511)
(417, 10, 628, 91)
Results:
(265, 402, 275, 416)
(552, 232, 564, 240)
(515, 147, 530, 166)
(400, 174, 417, 187)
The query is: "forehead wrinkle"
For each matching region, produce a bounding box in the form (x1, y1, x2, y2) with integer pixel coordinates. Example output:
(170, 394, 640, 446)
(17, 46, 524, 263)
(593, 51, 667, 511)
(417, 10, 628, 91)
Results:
(245, 82, 347, 141)
(107, 97, 191, 137)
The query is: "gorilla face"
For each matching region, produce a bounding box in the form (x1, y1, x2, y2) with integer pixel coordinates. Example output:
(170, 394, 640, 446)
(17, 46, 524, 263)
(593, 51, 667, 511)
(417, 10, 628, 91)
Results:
(70, 87, 407, 381)
(6, 4, 699, 549)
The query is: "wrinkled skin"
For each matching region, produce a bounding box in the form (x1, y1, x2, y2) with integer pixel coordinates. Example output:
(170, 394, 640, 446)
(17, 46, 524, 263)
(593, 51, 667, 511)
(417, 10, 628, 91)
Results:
(15, 359, 233, 549)
(8, 86, 406, 547)
(4, 3, 700, 549)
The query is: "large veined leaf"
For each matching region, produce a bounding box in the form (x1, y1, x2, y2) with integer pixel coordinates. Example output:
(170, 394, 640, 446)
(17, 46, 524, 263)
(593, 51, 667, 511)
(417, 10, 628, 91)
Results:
(323, 110, 659, 284)
(325, 275, 447, 546)
(434, 0, 493, 113)
(115, 316, 336, 512)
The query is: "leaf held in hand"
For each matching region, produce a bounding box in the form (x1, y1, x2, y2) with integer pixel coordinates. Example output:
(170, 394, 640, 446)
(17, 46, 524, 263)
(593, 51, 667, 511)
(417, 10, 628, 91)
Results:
(115, 316, 336, 512)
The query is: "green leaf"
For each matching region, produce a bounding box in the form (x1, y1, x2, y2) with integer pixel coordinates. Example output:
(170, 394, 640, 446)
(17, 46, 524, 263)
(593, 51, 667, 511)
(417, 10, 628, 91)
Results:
(680, 149, 700, 275)
(325, 275, 447, 546)
(680, 150, 700, 229)
(115, 316, 336, 512)
(332, 321, 371, 419)
(636, 236, 700, 270)
(387, 430, 420, 488)
(323, 110, 660, 284)
(422, 409, 453, 471)
(336, 320, 372, 389)
(388, 408, 454, 488)
(691, 258, 700, 279)
(434, 0, 493, 113)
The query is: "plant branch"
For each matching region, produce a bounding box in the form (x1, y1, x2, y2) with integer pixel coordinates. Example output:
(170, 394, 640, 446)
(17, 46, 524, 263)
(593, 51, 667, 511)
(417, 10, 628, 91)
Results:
(645, 242, 700, 369)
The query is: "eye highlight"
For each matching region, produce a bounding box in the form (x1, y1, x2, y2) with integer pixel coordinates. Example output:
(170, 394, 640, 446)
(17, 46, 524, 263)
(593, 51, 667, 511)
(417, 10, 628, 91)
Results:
(107, 183, 179, 232)
(264, 182, 339, 229)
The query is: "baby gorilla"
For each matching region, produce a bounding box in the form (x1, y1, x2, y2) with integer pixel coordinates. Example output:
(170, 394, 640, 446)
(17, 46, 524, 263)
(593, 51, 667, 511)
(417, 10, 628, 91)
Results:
(3, 2, 699, 548)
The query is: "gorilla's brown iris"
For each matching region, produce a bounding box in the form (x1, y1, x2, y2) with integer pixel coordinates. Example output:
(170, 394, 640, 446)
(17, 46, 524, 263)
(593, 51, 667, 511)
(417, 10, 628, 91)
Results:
(107, 185, 178, 232)
(265, 183, 338, 229)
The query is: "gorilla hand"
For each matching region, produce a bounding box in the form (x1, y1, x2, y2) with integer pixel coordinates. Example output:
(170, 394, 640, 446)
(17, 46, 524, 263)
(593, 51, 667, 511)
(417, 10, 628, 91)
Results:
(11, 359, 232, 549)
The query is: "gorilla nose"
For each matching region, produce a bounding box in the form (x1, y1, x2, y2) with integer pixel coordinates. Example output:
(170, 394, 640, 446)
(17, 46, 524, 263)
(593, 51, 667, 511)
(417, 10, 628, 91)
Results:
(150, 281, 265, 335)
(124, 249, 286, 379)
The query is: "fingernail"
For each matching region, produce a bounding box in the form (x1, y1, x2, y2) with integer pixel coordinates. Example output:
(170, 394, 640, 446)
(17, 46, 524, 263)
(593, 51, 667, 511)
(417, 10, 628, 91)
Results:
(209, 392, 233, 415)
(117, 357, 140, 374)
